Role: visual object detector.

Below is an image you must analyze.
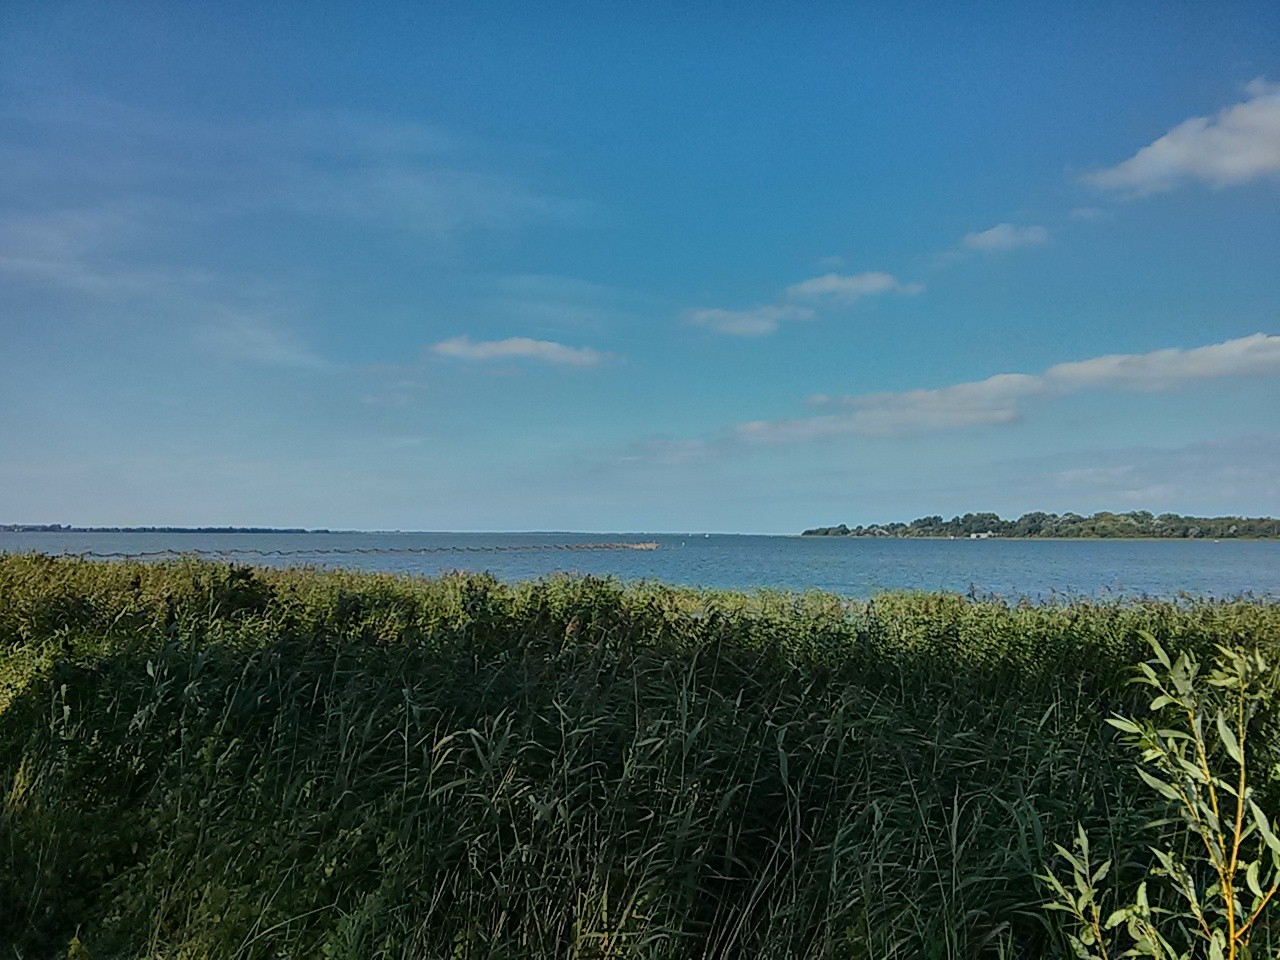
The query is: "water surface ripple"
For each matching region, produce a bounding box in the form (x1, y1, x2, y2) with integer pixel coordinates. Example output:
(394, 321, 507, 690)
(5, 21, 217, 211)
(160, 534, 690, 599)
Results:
(5, 531, 1280, 600)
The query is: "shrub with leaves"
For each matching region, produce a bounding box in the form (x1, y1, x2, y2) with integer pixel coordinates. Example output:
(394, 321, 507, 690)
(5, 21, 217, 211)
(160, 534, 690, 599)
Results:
(1043, 633, 1280, 959)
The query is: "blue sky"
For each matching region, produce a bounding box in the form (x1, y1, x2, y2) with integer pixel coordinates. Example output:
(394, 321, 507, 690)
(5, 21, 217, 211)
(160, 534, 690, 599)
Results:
(2, 2, 1279, 533)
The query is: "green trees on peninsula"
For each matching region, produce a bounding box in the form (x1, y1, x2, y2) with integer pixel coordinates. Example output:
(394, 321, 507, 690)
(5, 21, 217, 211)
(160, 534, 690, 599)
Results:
(803, 511, 1280, 539)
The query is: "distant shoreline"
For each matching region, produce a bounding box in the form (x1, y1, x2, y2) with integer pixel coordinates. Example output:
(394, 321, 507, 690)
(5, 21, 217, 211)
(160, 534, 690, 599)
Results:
(0, 526, 332, 534)
(802, 510, 1280, 541)
(799, 533, 1280, 541)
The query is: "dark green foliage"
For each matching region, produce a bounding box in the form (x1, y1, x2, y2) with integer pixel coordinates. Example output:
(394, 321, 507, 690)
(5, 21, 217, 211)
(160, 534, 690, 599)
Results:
(803, 510, 1280, 539)
(1, 555, 1278, 958)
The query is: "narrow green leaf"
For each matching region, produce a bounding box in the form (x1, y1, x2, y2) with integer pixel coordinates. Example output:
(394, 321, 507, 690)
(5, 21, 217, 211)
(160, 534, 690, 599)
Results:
(1249, 799, 1280, 855)
(1216, 711, 1243, 764)
(1137, 767, 1182, 802)
(1146, 633, 1171, 669)
(1107, 717, 1142, 735)
(1246, 859, 1263, 899)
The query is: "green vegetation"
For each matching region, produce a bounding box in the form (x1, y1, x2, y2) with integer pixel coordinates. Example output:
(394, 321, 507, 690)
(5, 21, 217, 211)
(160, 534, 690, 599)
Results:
(802, 511, 1280, 539)
(1044, 638, 1280, 959)
(2, 555, 1279, 958)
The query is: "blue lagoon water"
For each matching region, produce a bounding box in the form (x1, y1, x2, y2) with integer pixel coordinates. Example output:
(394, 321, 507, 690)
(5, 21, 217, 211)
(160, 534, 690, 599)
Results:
(3, 531, 1279, 600)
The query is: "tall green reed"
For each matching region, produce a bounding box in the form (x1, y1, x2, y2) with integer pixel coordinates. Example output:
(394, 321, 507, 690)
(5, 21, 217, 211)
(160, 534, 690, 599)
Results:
(1, 555, 1277, 958)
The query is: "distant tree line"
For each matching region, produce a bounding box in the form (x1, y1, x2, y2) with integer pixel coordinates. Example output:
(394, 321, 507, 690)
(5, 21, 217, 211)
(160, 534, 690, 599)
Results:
(801, 511, 1280, 539)
(0, 524, 327, 534)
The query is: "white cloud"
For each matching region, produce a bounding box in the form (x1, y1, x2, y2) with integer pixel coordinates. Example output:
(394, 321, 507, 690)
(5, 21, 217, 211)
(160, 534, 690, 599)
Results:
(690, 269, 919, 338)
(960, 223, 1050, 252)
(431, 335, 606, 367)
(1069, 206, 1110, 221)
(1088, 78, 1280, 194)
(688, 304, 814, 337)
(736, 333, 1280, 442)
(1040, 333, 1280, 391)
(785, 271, 923, 304)
(740, 372, 1037, 442)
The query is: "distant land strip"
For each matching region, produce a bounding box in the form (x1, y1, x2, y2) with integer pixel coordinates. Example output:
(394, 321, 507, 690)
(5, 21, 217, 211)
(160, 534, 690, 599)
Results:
(28, 542, 661, 560)
(0, 525, 329, 533)
(802, 511, 1280, 540)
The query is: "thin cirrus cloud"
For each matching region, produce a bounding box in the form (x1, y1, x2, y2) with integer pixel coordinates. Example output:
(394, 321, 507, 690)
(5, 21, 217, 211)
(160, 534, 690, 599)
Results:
(688, 304, 815, 337)
(0, 201, 214, 300)
(785, 271, 924, 304)
(690, 270, 920, 337)
(200, 314, 334, 371)
(286, 166, 589, 238)
(1087, 78, 1280, 195)
(960, 222, 1050, 252)
(736, 333, 1280, 443)
(5, 92, 588, 258)
(432, 335, 606, 367)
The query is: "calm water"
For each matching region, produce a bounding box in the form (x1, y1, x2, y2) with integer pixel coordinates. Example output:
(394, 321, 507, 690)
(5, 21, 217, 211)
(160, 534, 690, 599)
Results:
(4, 531, 1280, 600)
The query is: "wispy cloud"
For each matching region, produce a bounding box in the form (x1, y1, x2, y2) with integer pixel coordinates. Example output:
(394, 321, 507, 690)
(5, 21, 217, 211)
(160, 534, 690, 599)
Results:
(1088, 78, 1280, 195)
(0, 202, 214, 299)
(480, 273, 647, 332)
(1046, 435, 1280, 508)
(1040, 332, 1280, 389)
(785, 271, 923, 304)
(201, 314, 333, 371)
(431, 335, 607, 367)
(739, 373, 1035, 442)
(687, 304, 814, 337)
(4, 94, 589, 256)
(270, 109, 461, 160)
(1, 96, 595, 383)
(690, 268, 920, 337)
(273, 115, 590, 238)
(1054, 465, 1136, 487)
(616, 438, 717, 466)
(286, 167, 588, 238)
(736, 333, 1280, 443)
(960, 222, 1050, 252)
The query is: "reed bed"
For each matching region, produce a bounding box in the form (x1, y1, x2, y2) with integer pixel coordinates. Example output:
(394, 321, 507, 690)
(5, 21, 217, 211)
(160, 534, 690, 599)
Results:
(1, 554, 1278, 958)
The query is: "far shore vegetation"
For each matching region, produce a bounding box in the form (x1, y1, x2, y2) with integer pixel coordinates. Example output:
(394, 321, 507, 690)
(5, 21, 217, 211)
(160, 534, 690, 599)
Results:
(802, 510, 1280, 540)
(0, 524, 330, 533)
